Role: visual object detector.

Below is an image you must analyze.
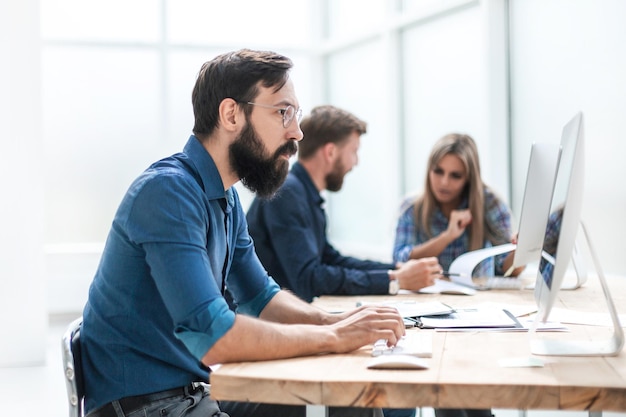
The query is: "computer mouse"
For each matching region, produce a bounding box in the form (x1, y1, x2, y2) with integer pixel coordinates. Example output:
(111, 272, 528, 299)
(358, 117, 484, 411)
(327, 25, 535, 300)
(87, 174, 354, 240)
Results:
(366, 354, 429, 370)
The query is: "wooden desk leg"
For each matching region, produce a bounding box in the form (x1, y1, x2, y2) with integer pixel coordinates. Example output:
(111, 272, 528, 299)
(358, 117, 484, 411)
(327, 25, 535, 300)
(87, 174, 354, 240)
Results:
(305, 404, 328, 417)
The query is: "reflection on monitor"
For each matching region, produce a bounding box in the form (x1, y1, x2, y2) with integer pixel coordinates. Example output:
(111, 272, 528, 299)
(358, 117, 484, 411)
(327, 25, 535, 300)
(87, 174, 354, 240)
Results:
(530, 112, 624, 357)
(534, 113, 585, 316)
(510, 142, 561, 269)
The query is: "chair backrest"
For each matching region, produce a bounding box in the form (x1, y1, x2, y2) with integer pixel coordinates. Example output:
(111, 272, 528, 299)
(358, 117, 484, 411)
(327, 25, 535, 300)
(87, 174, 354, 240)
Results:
(62, 317, 84, 417)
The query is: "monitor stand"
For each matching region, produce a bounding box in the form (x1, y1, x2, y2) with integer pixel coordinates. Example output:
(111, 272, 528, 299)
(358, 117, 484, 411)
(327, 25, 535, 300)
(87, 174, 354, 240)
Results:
(529, 221, 624, 356)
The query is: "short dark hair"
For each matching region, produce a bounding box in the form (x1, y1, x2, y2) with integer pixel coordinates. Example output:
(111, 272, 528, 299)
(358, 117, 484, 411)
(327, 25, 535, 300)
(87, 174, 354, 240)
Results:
(298, 105, 367, 160)
(192, 49, 293, 138)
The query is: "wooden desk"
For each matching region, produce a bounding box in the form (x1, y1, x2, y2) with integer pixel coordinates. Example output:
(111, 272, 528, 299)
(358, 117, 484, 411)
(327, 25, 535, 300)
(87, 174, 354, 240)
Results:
(210, 275, 626, 414)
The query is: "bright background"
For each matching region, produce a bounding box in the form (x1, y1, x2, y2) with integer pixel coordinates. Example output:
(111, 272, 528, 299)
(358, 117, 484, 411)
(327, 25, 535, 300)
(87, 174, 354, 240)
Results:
(2, 0, 625, 368)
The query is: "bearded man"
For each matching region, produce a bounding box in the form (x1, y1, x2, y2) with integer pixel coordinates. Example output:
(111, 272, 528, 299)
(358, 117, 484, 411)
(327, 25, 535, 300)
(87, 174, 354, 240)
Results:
(81, 50, 406, 417)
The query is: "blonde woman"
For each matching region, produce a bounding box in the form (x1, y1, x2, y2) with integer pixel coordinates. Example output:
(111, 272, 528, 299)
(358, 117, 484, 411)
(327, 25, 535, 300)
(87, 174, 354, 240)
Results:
(393, 133, 522, 279)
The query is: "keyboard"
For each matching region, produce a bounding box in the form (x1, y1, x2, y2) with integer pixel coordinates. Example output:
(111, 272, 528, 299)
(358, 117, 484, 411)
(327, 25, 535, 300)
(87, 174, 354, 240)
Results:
(371, 331, 433, 358)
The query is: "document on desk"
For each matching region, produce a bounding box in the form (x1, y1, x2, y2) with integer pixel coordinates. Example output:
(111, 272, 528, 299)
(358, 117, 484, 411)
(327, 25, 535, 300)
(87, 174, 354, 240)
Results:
(416, 307, 523, 330)
(411, 279, 477, 295)
(358, 300, 455, 318)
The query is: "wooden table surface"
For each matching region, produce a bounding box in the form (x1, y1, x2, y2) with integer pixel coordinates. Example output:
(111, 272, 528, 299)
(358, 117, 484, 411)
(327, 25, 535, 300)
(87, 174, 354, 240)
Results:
(210, 274, 626, 412)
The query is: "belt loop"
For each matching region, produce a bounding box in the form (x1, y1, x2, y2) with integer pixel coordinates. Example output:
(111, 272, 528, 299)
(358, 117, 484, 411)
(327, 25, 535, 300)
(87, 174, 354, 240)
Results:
(111, 400, 126, 417)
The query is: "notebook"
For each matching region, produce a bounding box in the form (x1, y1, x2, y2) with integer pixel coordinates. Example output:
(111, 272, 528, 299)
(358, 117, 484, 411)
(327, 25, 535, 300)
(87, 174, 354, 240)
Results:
(414, 307, 522, 330)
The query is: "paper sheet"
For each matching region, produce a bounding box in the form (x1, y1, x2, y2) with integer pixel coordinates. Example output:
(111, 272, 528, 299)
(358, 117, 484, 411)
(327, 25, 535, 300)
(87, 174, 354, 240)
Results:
(448, 243, 516, 287)
(410, 279, 476, 295)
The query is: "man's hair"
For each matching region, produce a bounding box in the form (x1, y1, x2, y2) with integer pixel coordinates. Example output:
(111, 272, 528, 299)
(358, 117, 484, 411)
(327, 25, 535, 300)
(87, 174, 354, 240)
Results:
(192, 49, 293, 138)
(298, 105, 367, 160)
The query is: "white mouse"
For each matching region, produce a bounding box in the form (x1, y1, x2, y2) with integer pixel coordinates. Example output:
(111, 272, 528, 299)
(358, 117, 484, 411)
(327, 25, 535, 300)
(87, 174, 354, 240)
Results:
(366, 354, 429, 370)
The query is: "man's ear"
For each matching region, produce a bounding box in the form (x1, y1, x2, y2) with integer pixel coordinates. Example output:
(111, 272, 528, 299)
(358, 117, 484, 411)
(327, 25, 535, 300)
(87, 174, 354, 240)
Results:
(219, 98, 242, 132)
(322, 142, 337, 163)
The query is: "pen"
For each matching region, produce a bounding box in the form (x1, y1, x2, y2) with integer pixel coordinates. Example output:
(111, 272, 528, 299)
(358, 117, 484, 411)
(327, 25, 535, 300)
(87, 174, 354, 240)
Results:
(440, 271, 461, 277)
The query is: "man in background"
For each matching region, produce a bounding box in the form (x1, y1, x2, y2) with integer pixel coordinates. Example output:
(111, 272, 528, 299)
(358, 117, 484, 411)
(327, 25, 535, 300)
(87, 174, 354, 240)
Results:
(247, 105, 443, 417)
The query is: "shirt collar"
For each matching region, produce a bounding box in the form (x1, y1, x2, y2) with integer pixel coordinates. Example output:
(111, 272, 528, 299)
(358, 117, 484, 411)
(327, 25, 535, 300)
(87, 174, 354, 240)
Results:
(183, 135, 234, 208)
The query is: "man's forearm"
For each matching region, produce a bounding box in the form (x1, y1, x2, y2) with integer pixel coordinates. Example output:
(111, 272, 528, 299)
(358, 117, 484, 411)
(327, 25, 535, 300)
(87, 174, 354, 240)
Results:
(259, 290, 336, 325)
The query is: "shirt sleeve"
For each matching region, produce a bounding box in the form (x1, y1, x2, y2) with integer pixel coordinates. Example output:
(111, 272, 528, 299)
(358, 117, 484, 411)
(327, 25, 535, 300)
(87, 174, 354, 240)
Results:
(393, 198, 419, 263)
(125, 172, 236, 361)
(484, 189, 515, 274)
(252, 182, 392, 302)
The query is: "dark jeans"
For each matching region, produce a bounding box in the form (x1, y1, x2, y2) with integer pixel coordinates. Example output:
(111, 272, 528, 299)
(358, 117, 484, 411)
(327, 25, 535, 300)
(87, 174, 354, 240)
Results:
(220, 401, 383, 417)
(382, 407, 417, 417)
(86, 384, 227, 417)
(87, 383, 384, 417)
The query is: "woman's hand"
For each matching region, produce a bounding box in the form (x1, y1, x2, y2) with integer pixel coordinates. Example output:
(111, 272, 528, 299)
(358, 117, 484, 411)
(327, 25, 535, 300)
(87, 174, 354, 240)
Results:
(446, 209, 472, 239)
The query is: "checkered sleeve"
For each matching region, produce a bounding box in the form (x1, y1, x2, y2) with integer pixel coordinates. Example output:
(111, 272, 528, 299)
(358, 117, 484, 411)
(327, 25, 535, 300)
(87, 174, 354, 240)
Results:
(393, 198, 419, 263)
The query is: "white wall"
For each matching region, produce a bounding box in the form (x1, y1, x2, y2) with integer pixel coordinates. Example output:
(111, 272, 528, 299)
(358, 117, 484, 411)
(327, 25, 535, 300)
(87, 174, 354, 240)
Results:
(0, 0, 47, 366)
(5, 0, 624, 322)
(38, 0, 315, 315)
(509, 0, 626, 275)
(324, 0, 511, 262)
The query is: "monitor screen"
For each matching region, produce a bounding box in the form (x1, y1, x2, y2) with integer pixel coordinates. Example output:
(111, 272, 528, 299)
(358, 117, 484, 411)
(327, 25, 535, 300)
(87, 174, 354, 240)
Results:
(534, 112, 584, 322)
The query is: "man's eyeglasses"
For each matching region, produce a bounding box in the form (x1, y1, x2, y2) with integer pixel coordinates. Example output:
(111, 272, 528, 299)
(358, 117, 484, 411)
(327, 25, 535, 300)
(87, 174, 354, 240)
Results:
(238, 101, 303, 128)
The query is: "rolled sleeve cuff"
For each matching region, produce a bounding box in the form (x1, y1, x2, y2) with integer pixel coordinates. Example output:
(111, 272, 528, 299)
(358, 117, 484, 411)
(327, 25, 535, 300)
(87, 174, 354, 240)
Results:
(174, 298, 236, 361)
(236, 279, 280, 316)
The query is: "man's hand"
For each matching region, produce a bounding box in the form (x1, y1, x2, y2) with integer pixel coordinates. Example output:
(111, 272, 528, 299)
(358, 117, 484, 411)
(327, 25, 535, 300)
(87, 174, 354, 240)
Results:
(392, 257, 442, 291)
(328, 305, 406, 352)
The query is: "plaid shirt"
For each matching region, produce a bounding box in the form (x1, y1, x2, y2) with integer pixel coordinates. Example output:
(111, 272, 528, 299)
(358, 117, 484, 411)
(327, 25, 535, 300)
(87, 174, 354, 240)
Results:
(393, 187, 513, 277)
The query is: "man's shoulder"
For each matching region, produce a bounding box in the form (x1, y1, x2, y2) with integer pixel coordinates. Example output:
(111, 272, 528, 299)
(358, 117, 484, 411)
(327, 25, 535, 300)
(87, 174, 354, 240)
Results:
(260, 170, 307, 203)
(279, 170, 306, 194)
(134, 158, 197, 190)
(247, 172, 307, 219)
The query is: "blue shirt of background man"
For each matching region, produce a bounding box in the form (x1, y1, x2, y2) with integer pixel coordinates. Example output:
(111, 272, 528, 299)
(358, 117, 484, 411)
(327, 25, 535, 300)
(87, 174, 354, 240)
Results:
(392, 187, 513, 276)
(81, 136, 280, 413)
(246, 162, 393, 303)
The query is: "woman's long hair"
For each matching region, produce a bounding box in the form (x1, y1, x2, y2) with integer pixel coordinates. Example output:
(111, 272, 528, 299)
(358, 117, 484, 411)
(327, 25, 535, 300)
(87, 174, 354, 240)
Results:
(413, 133, 494, 251)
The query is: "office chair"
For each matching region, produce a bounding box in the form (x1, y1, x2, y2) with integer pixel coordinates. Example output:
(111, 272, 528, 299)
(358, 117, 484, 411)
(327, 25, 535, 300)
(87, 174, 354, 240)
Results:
(62, 317, 84, 417)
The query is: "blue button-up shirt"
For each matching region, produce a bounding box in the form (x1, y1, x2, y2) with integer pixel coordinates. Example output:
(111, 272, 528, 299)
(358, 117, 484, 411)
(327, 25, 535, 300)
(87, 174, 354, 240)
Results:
(82, 136, 279, 412)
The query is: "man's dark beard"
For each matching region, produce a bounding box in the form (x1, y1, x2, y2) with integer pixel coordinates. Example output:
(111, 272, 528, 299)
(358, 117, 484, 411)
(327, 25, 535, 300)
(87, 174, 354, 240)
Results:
(229, 121, 297, 199)
(325, 158, 346, 192)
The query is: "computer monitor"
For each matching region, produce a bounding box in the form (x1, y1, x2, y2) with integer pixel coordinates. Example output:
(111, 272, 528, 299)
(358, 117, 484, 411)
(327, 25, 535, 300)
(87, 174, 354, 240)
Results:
(446, 142, 560, 286)
(510, 142, 588, 290)
(530, 112, 624, 356)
